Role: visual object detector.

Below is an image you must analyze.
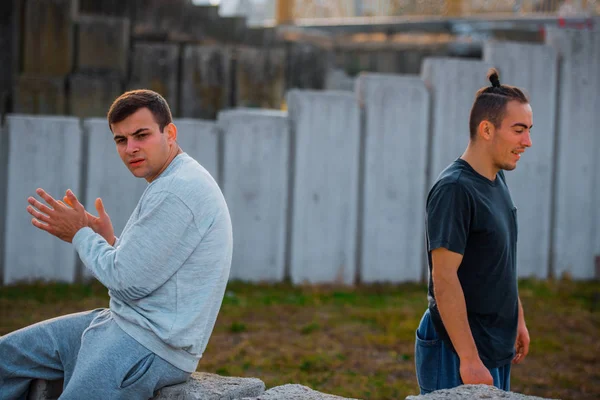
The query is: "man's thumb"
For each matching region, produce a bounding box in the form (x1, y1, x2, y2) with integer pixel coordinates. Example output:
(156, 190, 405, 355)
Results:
(95, 198, 107, 217)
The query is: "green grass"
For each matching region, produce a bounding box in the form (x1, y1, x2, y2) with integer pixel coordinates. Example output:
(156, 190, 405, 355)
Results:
(1, 278, 599, 399)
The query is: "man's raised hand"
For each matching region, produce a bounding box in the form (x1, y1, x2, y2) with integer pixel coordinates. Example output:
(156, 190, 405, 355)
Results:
(64, 191, 116, 246)
(27, 188, 88, 243)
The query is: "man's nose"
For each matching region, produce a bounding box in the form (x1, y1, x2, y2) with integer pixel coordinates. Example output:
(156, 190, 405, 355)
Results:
(126, 140, 139, 154)
(522, 131, 532, 148)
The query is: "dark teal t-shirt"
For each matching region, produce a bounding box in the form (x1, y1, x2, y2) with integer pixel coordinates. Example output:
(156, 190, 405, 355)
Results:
(425, 158, 519, 369)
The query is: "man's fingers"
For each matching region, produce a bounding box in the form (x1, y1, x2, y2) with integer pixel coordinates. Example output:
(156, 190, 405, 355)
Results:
(36, 188, 60, 208)
(31, 218, 53, 233)
(63, 195, 74, 208)
(28, 197, 53, 215)
(27, 205, 51, 223)
(95, 198, 107, 216)
(66, 189, 83, 210)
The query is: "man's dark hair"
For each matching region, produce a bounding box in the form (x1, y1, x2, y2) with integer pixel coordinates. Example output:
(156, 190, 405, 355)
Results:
(468, 68, 529, 140)
(107, 89, 173, 132)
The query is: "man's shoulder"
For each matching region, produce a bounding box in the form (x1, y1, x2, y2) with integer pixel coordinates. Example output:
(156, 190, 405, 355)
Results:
(430, 161, 472, 194)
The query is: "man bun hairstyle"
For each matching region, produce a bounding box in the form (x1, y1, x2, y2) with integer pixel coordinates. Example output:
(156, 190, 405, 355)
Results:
(468, 68, 529, 140)
(107, 89, 173, 132)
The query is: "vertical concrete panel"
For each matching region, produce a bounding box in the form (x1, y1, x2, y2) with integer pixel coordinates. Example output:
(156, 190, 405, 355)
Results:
(421, 58, 493, 187)
(218, 110, 289, 282)
(82, 119, 147, 279)
(129, 43, 180, 115)
(76, 15, 130, 77)
(287, 90, 360, 285)
(3, 116, 82, 284)
(484, 41, 558, 279)
(173, 118, 219, 182)
(545, 28, 600, 279)
(357, 74, 430, 283)
(180, 46, 231, 120)
(13, 75, 66, 115)
(0, 121, 9, 284)
(23, 0, 76, 75)
(69, 74, 122, 118)
(236, 47, 286, 109)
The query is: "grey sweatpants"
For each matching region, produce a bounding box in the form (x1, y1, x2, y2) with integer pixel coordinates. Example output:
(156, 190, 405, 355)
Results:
(0, 309, 191, 400)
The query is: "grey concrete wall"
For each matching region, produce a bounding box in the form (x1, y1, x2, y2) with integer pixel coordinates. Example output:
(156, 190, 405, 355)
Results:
(545, 28, 600, 279)
(0, 121, 9, 284)
(76, 15, 130, 77)
(22, 0, 76, 76)
(81, 119, 147, 278)
(483, 41, 558, 279)
(3, 115, 82, 284)
(420, 57, 493, 187)
(128, 43, 180, 116)
(287, 90, 360, 285)
(173, 118, 220, 184)
(357, 74, 430, 283)
(180, 46, 231, 120)
(69, 73, 122, 118)
(218, 109, 289, 282)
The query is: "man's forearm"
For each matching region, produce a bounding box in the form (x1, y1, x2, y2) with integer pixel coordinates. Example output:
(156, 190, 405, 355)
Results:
(518, 297, 526, 325)
(433, 272, 479, 361)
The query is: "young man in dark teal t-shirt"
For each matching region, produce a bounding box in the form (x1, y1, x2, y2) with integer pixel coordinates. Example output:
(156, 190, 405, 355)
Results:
(415, 68, 532, 394)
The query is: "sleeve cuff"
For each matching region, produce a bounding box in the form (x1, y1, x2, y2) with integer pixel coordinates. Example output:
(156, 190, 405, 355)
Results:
(72, 227, 96, 252)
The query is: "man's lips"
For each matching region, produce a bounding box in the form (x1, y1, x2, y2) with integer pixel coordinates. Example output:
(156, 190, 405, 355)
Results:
(129, 158, 145, 166)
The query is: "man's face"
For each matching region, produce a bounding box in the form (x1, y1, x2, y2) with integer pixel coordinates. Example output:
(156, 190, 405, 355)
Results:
(111, 107, 175, 182)
(490, 100, 533, 171)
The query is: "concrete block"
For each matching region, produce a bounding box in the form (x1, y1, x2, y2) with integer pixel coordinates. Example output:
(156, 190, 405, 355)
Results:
(27, 379, 63, 400)
(69, 73, 122, 118)
(76, 15, 130, 77)
(173, 118, 220, 183)
(287, 90, 361, 285)
(420, 57, 493, 187)
(3, 116, 82, 284)
(324, 69, 355, 92)
(0, 121, 8, 283)
(241, 384, 358, 399)
(545, 28, 600, 279)
(357, 74, 430, 283)
(180, 46, 232, 120)
(81, 118, 147, 279)
(13, 75, 66, 115)
(236, 47, 285, 109)
(218, 109, 289, 282)
(152, 372, 265, 400)
(483, 41, 559, 279)
(405, 384, 554, 399)
(128, 43, 180, 116)
(23, 0, 76, 76)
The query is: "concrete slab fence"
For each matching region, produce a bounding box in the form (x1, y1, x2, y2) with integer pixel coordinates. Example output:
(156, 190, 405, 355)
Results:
(1, 30, 599, 285)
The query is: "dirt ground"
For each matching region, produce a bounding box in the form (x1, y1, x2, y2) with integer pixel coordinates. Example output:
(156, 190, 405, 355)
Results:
(1, 278, 598, 399)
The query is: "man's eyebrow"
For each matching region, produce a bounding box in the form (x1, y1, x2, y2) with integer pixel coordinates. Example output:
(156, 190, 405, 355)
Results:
(113, 128, 149, 141)
(511, 123, 533, 129)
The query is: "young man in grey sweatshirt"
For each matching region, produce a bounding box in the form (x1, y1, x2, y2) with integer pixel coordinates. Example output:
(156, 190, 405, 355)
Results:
(0, 90, 233, 399)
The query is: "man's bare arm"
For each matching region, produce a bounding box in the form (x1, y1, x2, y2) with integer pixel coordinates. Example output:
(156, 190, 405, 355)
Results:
(432, 247, 493, 385)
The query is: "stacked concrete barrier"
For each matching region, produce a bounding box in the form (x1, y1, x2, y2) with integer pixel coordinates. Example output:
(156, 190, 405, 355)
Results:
(483, 41, 558, 279)
(420, 57, 493, 187)
(287, 90, 361, 285)
(3, 115, 82, 284)
(356, 73, 430, 283)
(81, 119, 147, 279)
(218, 109, 289, 282)
(545, 28, 600, 279)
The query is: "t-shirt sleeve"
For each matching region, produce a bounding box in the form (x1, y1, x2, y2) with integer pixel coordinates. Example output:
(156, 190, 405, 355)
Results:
(426, 182, 471, 255)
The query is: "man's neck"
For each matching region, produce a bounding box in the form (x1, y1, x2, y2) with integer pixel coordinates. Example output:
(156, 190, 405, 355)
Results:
(460, 142, 499, 182)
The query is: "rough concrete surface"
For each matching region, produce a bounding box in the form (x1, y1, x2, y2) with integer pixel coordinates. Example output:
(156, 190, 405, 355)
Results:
(152, 372, 266, 400)
(405, 384, 556, 400)
(242, 384, 360, 400)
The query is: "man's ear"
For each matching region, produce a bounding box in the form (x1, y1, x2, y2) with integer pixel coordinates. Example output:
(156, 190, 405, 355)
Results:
(165, 122, 177, 143)
(477, 120, 494, 141)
